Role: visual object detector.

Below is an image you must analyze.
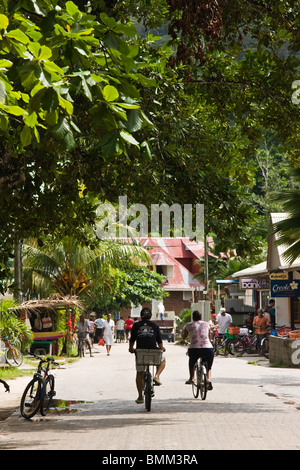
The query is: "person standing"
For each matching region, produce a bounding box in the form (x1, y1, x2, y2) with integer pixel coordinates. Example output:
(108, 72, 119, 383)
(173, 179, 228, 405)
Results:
(269, 299, 276, 329)
(216, 307, 232, 356)
(158, 300, 165, 321)
(253, 308, 269, 353)
(181, 310, 214, 390)
(208, 313, 219, 342)
(216, 308, 232, 337)
(102, 313, 115, 356)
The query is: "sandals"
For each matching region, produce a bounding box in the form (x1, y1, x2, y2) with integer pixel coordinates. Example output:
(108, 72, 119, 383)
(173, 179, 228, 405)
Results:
(135, 398, 144, 404)
(185, 379, 194, 384)
(153, 377, 162, 386)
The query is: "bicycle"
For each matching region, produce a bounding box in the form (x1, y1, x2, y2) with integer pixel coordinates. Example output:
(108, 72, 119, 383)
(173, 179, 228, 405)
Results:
(192, 356, 208, 400)
(1, 336, 23, 367)
(261, 335, 269, 359)
(135, 349, 163, 412)
(213, 335, 236, 356)
(234, 333, 259, 354)
(20, 352, 59, 419)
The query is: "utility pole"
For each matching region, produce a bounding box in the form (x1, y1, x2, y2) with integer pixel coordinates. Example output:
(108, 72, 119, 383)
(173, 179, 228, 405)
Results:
(204, 234, 209, 299)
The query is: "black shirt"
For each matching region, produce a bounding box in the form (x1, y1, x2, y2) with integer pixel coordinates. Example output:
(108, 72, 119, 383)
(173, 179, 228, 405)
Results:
(130, 320, 162, 349)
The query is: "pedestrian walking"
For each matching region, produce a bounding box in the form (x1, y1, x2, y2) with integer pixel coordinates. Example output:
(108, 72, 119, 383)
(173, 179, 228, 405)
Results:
(125, 315, 134, 342)
(76, 313, 94, 357)
(89, 312, 96, 344)
(116, 316, 125, 342)
(102, 313, 115, 356)
(94, 314, 104, 343)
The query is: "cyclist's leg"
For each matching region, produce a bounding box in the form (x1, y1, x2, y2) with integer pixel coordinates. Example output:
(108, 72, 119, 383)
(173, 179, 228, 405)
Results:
(135, 358, 145, 403)
(198, 348, 214, 389)
(186, 348, 201, 384)
(154, 353, 166, 385)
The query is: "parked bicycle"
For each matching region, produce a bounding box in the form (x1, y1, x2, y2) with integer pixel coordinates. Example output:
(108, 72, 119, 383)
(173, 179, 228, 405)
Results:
(1, 336, 23, 367)
(261, 335, 269, 358)
(135, 349, 162, 412)
(20, 352, 59, 419)
(213, 335, 236, 356)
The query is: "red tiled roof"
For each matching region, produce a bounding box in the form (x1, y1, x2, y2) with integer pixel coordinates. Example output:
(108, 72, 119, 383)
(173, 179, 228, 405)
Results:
(140, 237, 205, 291)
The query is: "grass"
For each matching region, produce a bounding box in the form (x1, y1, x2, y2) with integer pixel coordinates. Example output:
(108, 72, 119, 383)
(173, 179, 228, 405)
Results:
(0, 354, 79, 383)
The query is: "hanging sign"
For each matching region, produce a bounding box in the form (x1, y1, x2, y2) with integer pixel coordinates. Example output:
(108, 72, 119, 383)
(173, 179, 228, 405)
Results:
(269, 272, 288, 280)
(240, 278, 270, 289)
(271, 280, 300, 297)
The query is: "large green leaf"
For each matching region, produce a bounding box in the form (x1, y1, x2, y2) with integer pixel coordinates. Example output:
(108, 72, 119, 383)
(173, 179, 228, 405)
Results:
(103, 85, 119, 102)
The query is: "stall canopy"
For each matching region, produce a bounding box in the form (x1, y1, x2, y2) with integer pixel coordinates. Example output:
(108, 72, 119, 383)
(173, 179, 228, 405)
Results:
(11, 295, 84, 315)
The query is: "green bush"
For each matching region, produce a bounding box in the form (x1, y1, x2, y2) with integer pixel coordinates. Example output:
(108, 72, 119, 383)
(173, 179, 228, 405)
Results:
(0, 299, 33, 351)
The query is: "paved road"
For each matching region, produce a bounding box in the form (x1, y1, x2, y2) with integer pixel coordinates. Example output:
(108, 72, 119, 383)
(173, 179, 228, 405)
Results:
(1, 341, 300, 451)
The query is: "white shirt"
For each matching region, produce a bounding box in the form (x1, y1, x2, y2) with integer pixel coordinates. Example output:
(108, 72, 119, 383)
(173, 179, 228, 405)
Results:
(216, 313, 232, 334)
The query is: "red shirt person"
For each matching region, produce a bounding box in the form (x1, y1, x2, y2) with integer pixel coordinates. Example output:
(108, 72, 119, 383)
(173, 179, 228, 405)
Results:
(125, 315, 134, 341)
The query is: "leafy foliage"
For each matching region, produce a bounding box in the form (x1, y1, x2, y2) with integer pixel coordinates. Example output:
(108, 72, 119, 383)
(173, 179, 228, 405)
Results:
(83, 265, 167, 312)
(271, 167, 300, 264)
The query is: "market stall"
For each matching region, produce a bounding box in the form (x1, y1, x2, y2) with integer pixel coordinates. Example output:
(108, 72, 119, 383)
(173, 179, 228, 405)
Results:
(10, 295, 83, 355)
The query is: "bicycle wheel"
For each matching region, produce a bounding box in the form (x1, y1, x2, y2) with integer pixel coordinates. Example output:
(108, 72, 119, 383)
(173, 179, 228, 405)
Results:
(261, 337, 269, 359)
(192, 362, 200, 398)
(5, 347, 23, 367)
(232, 338, 246, 354)
(226, 340, 237, 355)
(40, 375, 55, 416)
(20, 376, 46, 419)
(199, 363, 207, 400)
(144, 370, 152, 411)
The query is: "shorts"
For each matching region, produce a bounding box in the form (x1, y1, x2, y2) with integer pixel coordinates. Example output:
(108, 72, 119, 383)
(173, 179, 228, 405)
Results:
(136, 352, 166, 372)
(188, 348, 214, 371)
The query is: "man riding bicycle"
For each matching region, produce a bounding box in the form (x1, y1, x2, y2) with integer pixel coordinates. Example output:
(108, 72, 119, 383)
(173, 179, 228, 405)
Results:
(181, 310, 214, 390)
(129, 307, 166, 404)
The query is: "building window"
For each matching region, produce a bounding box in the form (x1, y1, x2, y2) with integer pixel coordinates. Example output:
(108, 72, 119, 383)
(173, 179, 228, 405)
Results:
(156, 265, 174, 279)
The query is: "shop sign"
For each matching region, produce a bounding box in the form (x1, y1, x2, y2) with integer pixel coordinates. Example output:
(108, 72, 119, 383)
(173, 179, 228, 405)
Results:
(271, 280, 300, 297)
(269, 272, 288, 280)
(240, 278, 270, 289)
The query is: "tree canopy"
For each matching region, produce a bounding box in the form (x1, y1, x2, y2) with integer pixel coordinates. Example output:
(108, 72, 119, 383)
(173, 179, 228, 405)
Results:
(1, 0, 300, 293)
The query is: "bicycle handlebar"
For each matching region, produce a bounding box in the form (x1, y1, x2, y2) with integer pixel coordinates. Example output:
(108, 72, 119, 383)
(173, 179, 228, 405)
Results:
(29, 351, 60, 367)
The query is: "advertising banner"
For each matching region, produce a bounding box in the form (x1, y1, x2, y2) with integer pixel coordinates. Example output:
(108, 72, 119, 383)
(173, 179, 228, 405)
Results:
(271, 280, 300, 297)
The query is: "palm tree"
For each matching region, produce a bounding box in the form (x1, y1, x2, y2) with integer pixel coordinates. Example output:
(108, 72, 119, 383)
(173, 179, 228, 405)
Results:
(23, 236, 152, 299)
(271, 167, 300, 265)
